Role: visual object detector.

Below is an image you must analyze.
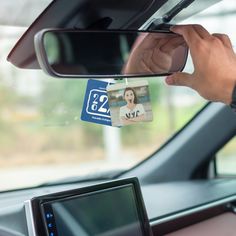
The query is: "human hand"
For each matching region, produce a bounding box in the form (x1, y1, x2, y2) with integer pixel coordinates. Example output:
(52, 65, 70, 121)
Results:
(165, 24, 236, 105)
(123, 33, 185, 74)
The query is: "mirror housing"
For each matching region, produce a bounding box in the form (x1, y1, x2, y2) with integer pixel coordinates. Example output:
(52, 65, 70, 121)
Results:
(34, 29, 188, 79)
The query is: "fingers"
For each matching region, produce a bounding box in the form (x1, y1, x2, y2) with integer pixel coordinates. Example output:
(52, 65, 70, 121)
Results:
(212, 33, 233, 49)
(143, 50, 171, 73)
(137, 33, 171, 50)
(138, 33, 159, 50)
(140, 59, 154, 73)
(137, 33, 185, 52)
(160, 36, 185, 54)
(170, 25, 202, 46)
(192, 25, 212, 39)
(170, 25, 211, 51)
(165, 72, 194, 88)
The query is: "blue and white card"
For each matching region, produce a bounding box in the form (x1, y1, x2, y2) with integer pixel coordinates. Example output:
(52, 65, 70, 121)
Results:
(81, 79, 112, 126)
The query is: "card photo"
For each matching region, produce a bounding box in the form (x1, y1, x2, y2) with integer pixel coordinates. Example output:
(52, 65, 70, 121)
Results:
(107, 81, 153, 127)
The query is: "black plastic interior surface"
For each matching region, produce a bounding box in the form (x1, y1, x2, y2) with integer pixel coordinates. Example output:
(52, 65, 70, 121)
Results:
(0, 179, 236, 236)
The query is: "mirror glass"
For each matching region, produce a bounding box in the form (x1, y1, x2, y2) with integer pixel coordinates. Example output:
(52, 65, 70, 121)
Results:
(42, 31, 188, 77)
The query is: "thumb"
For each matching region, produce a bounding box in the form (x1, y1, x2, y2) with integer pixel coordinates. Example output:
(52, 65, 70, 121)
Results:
(165, 72, 194, 88)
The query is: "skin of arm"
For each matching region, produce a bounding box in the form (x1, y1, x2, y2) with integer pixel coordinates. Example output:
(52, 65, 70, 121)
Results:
(129, 114, 145, 122)
(120, 114, 145, 125)
(121, 117, 136, 125)
(165, 24, 236, 105)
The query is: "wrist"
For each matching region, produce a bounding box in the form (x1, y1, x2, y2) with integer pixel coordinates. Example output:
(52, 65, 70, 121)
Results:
(223, 77, 236, 105)
(230, 82, 236, 109)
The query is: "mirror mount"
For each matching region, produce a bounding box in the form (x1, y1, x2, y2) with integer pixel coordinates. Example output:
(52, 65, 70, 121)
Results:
(147, 0, 195, 31)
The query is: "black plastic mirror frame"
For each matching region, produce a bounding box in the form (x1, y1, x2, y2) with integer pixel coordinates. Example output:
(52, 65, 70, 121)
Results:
(34, 28, 188, 79)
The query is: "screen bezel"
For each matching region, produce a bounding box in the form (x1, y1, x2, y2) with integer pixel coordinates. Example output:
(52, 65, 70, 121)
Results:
(28, 178, 152, 236)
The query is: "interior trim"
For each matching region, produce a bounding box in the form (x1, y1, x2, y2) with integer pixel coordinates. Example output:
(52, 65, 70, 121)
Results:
(150, 194, 236, 226)
(24, 200, 37, 236)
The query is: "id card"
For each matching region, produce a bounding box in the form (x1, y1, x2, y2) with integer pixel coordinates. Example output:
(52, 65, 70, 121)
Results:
(81, 80, 112, 126)
(107, 80, 153, 127)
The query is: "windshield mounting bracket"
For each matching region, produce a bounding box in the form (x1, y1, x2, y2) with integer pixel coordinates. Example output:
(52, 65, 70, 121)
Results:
(147, 0, 195, 30)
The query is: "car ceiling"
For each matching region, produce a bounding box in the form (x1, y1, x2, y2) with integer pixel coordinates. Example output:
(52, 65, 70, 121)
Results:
(7, 0, 222, 70)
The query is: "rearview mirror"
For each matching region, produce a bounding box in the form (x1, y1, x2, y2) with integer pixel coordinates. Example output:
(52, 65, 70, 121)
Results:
(34, 29, 188, 78)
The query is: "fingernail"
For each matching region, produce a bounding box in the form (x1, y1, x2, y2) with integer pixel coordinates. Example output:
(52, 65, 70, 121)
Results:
(166, 76, 174, 85)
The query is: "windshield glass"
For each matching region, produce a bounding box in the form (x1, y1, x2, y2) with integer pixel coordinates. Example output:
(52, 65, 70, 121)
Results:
(0, 1, 234, 191)
(0, 0, 52, 26)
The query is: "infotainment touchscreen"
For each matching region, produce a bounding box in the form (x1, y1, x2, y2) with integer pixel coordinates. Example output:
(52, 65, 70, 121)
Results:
(25, 178, 152, 236)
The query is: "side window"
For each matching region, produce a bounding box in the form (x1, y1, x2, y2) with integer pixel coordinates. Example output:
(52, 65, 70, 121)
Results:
(216, 137, 236, 176)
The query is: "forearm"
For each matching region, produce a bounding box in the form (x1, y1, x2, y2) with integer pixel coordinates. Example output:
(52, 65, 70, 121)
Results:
(129, 114, 145, 122)
(121, 117, 136, 125)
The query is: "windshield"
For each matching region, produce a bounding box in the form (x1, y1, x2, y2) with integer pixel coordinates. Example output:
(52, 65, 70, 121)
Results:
(0, 1, 234, 191)
(0, 0, 52, 26)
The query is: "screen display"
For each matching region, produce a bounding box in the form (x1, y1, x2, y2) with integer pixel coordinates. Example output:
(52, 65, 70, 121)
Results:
(42, 185, 145, 236)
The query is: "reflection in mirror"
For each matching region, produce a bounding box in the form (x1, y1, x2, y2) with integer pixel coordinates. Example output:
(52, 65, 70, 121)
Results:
(42, 31, 188, 77)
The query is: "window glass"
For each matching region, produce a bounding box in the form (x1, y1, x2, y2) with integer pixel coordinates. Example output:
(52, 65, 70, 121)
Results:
(0, 0, 52, 26)
(3, 0, 236, 190)
(0, 25, 205, 190)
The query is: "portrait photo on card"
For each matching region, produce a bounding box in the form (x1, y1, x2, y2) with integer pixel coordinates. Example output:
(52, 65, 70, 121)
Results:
(107, 80, 153, 127)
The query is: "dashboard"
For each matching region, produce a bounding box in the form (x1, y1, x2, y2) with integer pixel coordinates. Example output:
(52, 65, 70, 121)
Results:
(1, 178, 236, 236)
(26, 178, 152, 236)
